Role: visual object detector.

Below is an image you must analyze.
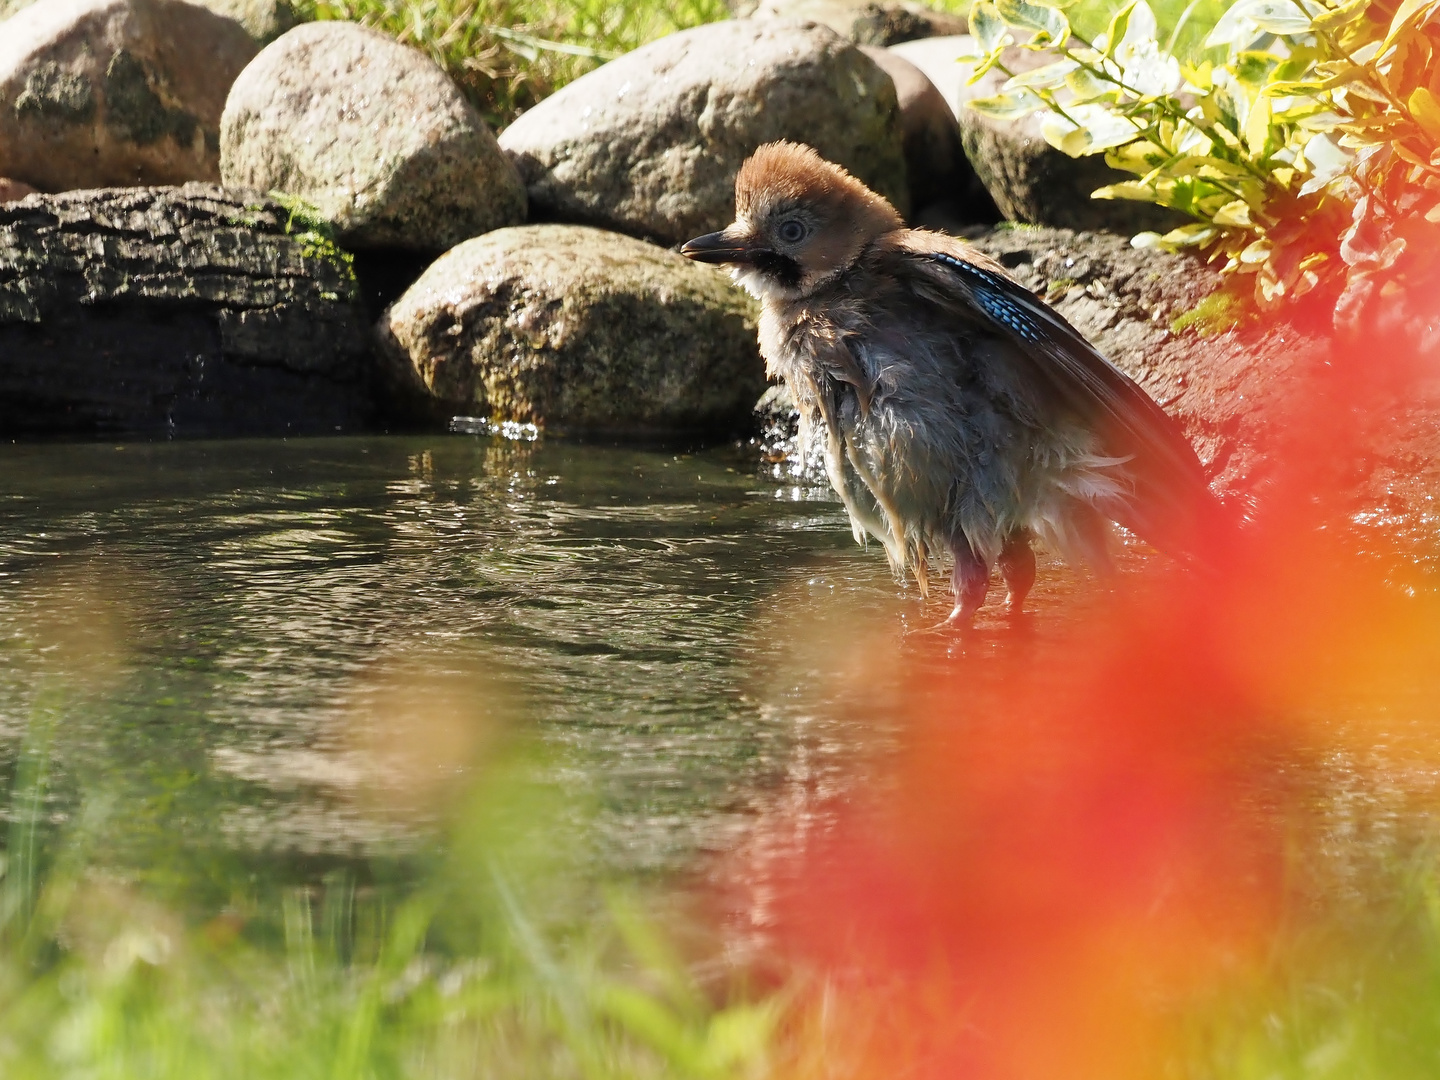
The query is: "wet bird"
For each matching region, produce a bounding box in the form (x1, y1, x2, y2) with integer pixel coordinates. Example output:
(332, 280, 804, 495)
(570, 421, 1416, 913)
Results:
(681, 141, 1225, 623)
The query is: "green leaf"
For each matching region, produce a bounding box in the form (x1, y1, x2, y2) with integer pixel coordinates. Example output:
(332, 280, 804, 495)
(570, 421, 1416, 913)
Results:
(1232, 50, 1278, 88)
(1039, 103, 1141, 155)
(1383, 0, 1440, 51)
(1117, 0, 1159, 50)
(1105, 139, 1169, 172)
(1102, 0, 1140, 56)
(1409, 86, 1440, 142)
(1266, 65, 1365, 95)
(1245, 1, 1319, 35)
(1311, 0, 1370, 33)
(1204, 0, 1321, 50)
(966, 88, 1045, 119)
(1210, 70, 1252, 135)
(1300, 132, 1350, 180)
(1093, 180, 1164, 201)
(966, 50, 1008, 83)
(1182, 59, 1215, 90)
(1245, 92, 1273, 155)
(1213, 200, 1255, 225)
(970, 0, 1009, 53)
(1166, 156, 1255, 180)
(1005, 58, 1079, 89)
(1160, 222, 1220, 246)
(698, 1001, 784, 1074)
(1066, 66, 1117, 100)
(1240, 238, 1272, 263)
(595, 985, 704, 1070)
(995, 0, 1070, 45)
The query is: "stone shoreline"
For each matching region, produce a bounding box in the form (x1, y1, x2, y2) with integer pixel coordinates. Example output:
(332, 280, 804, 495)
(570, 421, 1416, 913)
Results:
(1, 0, 1436, 529)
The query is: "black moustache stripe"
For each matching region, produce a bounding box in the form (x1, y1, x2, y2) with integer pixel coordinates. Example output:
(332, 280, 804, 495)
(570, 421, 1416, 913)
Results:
(751, 250, 802, 290)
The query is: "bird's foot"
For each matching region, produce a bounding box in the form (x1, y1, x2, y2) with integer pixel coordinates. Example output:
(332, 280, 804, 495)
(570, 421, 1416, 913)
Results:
(937, 600, 980, 632)
(945, 542, 989, 632)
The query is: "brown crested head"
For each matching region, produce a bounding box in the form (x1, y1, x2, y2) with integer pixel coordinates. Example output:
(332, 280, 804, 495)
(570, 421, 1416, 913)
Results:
(680, 141, 904, 301)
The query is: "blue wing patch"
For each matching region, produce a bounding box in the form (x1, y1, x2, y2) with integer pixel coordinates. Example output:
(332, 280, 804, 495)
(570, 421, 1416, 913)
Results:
(927, 252, 1046, 346)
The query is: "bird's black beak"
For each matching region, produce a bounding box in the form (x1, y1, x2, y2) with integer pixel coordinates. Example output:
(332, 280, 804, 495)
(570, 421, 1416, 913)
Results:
(680, 230, 760, 265)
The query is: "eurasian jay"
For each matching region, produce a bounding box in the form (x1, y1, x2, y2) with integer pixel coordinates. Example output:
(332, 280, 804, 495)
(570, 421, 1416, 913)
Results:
(681, 141, 1225, 623)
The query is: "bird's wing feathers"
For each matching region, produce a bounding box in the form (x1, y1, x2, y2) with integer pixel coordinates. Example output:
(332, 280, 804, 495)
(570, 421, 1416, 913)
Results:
(879, 232, 1224, 556)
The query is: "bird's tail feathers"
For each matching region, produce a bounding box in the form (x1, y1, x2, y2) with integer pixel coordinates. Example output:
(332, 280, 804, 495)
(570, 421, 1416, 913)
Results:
(1096, 481, 1239, 569)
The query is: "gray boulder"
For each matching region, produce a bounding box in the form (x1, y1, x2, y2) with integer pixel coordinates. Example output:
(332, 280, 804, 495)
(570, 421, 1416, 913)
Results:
(377, 225, 766, 437)
(859, 45, 996, 225)
(744, 0, 966, 45)
(0, 0, 257, 191)
(890, 35, 1181, 233)
(886, 35, 970, 108)
(220, 21, 526, 253)
(0, 184, 373, 437)
(1, 0, 297, 38)
(497, 20, 908, 246)
(191, 0, 298, 42)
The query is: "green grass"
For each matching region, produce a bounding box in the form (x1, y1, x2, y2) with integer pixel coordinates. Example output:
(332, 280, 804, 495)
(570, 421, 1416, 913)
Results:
(0, 0, 1239, 129)
(11, 662, 1440, 1080)
(293, 0, 731, 128)
(1179, 847, 1440, 1080)
(288, 0, 1236, 130)
(0, 691, 780, 1080)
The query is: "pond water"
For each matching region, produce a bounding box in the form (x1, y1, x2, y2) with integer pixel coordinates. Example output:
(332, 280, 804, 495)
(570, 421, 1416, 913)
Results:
(0, 433, 1435, 930)
(0, 435, 943, 900)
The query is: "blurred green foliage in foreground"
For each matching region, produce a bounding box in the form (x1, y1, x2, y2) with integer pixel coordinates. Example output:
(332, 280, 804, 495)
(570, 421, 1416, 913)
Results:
(10, 672, 1440, 1080)
(0, 687, 779, 1080)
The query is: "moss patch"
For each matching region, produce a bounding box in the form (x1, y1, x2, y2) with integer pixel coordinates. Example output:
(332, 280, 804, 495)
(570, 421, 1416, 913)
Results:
(104, 50, 199, 146)
(1170, 288, 1249, 336)
(267, 191, 358, 301)
(14, 63, 94, 123)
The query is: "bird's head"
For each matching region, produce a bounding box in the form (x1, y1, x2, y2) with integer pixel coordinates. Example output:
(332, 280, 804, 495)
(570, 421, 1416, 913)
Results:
(681, 141, 904, 302)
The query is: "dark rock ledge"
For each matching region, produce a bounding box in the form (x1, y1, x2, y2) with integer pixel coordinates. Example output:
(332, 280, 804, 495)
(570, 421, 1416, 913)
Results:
(966, 225, 1326, 499)
(0, 183, 372, 438)
(972, 227, 1440, 573)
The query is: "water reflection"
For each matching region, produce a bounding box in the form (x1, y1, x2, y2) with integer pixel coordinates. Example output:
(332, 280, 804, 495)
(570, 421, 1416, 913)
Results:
(0, 436, 927, 891)
(2, 434, 1435, 932)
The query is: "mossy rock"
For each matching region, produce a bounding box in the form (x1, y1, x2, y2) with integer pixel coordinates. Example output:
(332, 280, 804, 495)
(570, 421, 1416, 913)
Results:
(0, 183, 373, 437)
(0, 0, 256, 192)
(377, 225, 765, 438)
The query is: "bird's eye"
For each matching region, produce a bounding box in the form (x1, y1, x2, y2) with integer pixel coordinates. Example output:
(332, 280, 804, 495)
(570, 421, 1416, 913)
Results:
(777, 219, 806, 244)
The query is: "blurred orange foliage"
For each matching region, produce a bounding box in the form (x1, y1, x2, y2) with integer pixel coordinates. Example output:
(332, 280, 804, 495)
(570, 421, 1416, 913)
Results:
(743, 251, 1440, 1080)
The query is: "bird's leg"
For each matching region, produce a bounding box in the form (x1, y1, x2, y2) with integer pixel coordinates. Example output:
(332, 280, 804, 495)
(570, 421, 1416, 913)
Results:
(997, 531, 1036, 615)
(946, 540, 990, 625)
